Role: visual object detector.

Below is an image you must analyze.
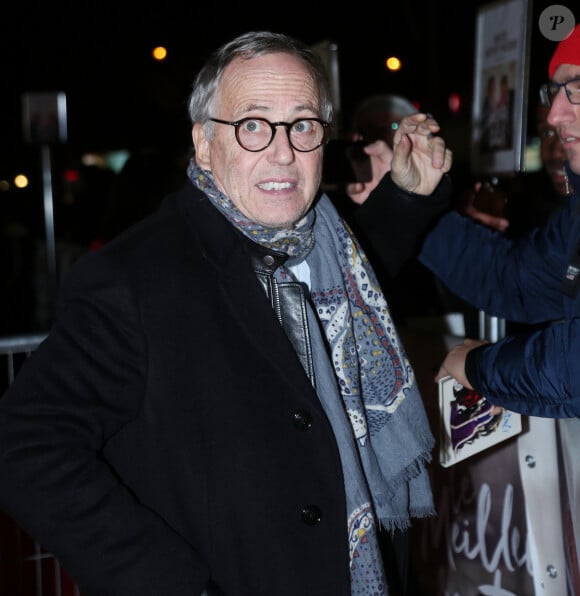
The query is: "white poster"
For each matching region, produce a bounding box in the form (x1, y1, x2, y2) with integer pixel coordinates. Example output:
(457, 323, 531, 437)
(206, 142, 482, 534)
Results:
(471, 0, 531, 176)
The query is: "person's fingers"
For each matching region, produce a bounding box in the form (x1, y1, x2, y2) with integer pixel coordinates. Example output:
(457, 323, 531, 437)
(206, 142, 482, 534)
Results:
(463, 338, 488, 348)
(424, 116, 441, 134)
(463, 204, 509, 231)
(390, 134, 413, 187)
(442, 147, 453, 173)
(393, 130, 412, 156)
(395, 113, 444, 147)
(394, 113, 429, 143)
(362, 139, 385, 152)
(429, 137, 447, 169)
(346, 182, 368, 204)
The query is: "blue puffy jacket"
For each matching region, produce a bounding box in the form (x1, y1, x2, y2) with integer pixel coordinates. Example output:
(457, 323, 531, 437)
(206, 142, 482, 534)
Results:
(419, 167, 580, 418)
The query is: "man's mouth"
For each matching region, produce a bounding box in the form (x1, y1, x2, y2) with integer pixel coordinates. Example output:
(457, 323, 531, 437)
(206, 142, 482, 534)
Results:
(257, 181, 294, 191)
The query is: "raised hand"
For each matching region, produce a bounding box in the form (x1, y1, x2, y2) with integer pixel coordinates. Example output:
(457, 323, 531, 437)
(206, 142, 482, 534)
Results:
(390, 113, 453, 195)
(346, 113, 453, 204)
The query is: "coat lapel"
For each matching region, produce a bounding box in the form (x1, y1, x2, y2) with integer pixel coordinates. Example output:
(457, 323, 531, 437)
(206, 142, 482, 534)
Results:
(175, 182, 316, 397)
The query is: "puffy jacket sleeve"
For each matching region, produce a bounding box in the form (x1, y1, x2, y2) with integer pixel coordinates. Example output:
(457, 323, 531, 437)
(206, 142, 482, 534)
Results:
(465, 319, 580, 417)
(418, 192, 580, 323)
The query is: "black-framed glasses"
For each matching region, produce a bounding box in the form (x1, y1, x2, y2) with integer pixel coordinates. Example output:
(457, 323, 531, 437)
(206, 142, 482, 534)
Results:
(540, 77, 580, 107)
(209, 117, 329, 152)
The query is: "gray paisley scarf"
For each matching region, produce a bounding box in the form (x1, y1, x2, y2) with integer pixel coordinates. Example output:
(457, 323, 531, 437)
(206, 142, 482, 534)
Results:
(188, 159, 435, 593)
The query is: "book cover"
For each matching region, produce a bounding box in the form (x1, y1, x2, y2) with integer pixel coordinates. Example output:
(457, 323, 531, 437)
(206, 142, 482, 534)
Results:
(438, 375, 522, 467)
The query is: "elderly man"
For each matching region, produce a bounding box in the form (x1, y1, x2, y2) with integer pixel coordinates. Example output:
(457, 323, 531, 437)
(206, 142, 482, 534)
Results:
(0, 31, 452, 595)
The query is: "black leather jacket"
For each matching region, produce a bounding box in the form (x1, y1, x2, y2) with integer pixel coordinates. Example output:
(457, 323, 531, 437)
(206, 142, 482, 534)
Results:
(247, 239, 316, 386)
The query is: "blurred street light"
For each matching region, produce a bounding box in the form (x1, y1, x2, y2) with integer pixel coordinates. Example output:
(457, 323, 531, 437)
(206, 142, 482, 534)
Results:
(385, 56, 402, 72)
(152, 46, 168, 61)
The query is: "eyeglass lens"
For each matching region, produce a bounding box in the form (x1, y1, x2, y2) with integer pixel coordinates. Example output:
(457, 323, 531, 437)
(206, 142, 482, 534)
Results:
(542, 78, 580, 106)
(236, 118, 326, 152)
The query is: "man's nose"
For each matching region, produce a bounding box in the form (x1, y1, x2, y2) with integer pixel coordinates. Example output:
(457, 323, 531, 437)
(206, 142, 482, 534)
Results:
(547, 92, 575, 127)
(266, 127, 296, 163)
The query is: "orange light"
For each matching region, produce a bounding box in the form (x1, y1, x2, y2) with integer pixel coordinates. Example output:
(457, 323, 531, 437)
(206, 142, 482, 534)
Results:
(152, 46, 167, 61)
(385, 57, 402, 72)
(14, 174, 29, 189)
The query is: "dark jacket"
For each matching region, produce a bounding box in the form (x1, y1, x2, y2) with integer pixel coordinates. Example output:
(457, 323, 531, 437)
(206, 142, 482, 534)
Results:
(419, 167, 580, 418)
(0, 173, 450, 595)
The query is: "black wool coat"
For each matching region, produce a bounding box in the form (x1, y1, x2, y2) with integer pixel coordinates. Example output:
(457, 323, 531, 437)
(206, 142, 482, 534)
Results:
(0, 175, 450, 595)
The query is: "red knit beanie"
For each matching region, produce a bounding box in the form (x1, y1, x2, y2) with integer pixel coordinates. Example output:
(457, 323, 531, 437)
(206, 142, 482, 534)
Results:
(549, 23, 580, 78)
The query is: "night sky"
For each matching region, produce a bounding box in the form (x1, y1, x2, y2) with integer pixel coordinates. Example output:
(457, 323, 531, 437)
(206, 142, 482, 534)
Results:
(0, 1, 563, 166)
(0, 0, 570, 334)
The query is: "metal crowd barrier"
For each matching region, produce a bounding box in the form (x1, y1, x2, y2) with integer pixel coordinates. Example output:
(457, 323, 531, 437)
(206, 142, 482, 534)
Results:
(0, 332, 82, 596)
(0, 333, 48, 385)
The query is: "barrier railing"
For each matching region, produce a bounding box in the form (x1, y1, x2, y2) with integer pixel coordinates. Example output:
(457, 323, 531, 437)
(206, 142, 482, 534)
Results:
(0, 333, 82, 596)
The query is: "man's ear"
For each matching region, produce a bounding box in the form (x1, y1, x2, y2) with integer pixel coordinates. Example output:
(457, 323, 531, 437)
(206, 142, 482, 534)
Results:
(192, 123, 211, 169)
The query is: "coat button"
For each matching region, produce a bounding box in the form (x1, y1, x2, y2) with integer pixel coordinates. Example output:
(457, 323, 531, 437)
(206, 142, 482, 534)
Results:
(263, 254, 275, 267)
(301, 505, 321, 526)
(293, 410, 312, 430)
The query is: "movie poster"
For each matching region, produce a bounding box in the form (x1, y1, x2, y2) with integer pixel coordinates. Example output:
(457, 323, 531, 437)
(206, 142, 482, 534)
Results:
(471, 0, 531, 176)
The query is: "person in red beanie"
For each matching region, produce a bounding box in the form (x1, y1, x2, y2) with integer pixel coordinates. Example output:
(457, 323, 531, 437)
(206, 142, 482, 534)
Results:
(343, 22, 580, 594)
(423, 22, 580, 413)
(346, 22, 580, 415)
(417, 22, 580, 595)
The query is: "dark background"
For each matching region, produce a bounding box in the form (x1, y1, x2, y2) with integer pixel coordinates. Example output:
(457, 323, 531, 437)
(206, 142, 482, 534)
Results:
(0, 0, 561, 160)
(0, 0, 573, 333)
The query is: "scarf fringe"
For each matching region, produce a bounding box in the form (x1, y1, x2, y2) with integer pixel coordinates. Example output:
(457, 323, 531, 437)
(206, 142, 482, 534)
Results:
(372, 447, 435, 532)
(379, 504, 437, 533)
(375, 444, 433, 503)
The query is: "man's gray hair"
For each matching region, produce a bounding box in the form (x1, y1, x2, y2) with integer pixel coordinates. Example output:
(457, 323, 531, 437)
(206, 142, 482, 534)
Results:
(187, 31, 334, 136)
